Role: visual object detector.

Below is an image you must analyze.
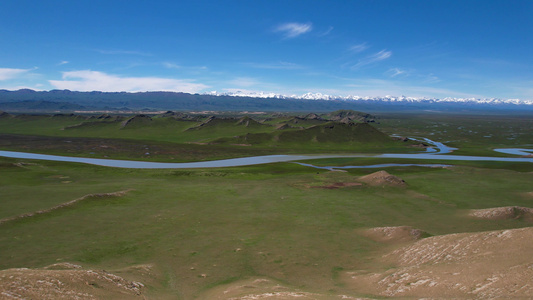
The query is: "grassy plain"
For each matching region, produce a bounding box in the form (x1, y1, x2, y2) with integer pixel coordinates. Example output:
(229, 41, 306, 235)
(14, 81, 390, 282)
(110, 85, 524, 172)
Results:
(1, 111, 532, 298)
(374, 113, 533, 156)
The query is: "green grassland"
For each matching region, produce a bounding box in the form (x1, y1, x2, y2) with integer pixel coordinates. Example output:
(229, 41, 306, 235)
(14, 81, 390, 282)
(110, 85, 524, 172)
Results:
(374, 113, 533, 156)
(1, 110, 533, 298)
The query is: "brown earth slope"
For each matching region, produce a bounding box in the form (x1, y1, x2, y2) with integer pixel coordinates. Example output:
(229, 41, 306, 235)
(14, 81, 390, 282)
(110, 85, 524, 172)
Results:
(0, 263, 144, 299)
(197, 277, 371, 300)
(344, 227, 533, 298)
(359, 226, 427, 243)
(469, 206, 533, 222)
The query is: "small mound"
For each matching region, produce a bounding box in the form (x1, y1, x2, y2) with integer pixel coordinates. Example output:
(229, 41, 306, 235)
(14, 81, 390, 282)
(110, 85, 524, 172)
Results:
(235, 116, 265, 127)
(323, 110, 376, 123)
(0, 264, 144, 299)
(275, 123, 291, 130)
(158, 111, 191, 119)
(0, 111, 11, 118)
(303, 113, 323, 120)
(121, 114, 152, 128)
(469, 206, 533, 221)
(360, 226, 427, 243)
(358, 170, 406, 186)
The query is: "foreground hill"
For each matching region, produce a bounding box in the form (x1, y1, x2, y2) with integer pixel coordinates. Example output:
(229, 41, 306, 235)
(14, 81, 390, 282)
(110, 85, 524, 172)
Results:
(347, 227, 533, 298)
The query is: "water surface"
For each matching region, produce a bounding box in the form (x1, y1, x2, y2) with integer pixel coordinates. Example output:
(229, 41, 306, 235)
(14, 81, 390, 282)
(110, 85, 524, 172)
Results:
(1, 138, 532, 169)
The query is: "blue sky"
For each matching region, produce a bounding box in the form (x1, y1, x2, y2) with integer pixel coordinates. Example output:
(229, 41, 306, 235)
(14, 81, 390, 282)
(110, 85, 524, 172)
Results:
(1, 0, 532, 100)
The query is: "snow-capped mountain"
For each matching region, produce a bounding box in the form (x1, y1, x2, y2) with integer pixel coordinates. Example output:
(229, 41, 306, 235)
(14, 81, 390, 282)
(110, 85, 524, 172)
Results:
(205, 91, 533, 106)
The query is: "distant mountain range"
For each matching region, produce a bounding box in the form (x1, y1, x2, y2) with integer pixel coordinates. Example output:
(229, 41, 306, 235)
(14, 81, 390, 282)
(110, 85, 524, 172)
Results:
(206, 90, 533, 106)
(0, 89, 532, 113)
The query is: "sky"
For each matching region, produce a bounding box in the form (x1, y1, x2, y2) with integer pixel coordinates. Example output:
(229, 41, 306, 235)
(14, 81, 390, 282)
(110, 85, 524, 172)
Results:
(1, 0, 532, 100)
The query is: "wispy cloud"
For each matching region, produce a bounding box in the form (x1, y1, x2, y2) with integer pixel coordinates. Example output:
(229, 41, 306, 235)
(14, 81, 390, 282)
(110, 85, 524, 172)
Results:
(386, 68, 407, 78)
(275, 22, 312, 39)
(0, 68, 33, 81)
(318, 26, 334, 37)
(58, 61, 69, 66)
(245, 61, 303, 70)
(163, 62, 181, 69)
(95, 49, 152, 56)
(49, 70, 208, 93)
(423, 73, 440, 83)
(351, 50, 392, 70)
(349, 43, 368, 54)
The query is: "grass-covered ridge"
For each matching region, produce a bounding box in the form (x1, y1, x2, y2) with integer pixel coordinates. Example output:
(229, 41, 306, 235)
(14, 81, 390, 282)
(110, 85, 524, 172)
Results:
(0, 110, 414, 161)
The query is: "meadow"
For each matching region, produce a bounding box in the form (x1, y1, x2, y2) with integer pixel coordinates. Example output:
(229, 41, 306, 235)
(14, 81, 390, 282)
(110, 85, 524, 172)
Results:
(1, 111, 532, 299)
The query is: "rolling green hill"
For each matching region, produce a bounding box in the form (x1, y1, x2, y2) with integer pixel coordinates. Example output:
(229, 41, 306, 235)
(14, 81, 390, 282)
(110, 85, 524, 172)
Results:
(0, 110, 413, 160)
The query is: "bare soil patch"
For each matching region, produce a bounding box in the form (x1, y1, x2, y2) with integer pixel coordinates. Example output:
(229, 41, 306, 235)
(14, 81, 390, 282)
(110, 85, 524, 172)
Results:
(357, 170, 406, 187)
(469, 206, 533, 222)
(197, 277, 370, 300)
(344, 227, 533, 298)
(0, 263, 144, 299)
(359, 226, 427, 243)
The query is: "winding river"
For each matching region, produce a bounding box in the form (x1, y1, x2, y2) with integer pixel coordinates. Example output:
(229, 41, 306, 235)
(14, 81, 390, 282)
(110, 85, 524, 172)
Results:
(0, 138, 532, 169)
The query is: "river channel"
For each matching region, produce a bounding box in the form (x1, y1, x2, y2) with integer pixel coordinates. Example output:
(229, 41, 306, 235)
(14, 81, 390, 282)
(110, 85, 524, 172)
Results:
(0, 138, 532, 169)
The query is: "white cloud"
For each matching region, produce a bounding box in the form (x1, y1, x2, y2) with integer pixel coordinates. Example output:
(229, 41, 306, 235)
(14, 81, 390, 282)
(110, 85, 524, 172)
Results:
(0, 68, 32, 81)
(275, 22, 312, 38)
(49, 70, 208, 93)
(58, 61, 69, 65)
(349, 43, 368, 53)
(351, 50, 392, 70)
